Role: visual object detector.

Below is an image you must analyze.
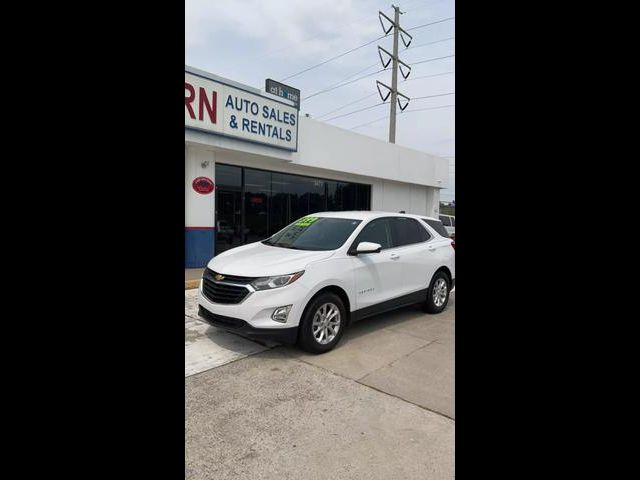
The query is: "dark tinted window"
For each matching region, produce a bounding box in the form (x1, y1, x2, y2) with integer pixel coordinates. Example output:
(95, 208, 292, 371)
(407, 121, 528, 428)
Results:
(354, 218, 392, 250)
(327, 181, 352, 210)
(451, 217, 455, 227)
(422, 218, 449, 237)
(244, 169, 270, 244)
(215, 165, 243, 254)
(439, 215, 452, 226)
(214, 163, 371, 255)
(390, 217, 429, 247)
(356, 184, 371, 210)
(264, 217, 362, 251)
(216, 164, 242, 188)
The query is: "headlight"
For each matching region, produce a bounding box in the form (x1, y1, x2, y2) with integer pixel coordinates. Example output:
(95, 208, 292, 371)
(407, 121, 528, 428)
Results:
(251, 271, 304, 291)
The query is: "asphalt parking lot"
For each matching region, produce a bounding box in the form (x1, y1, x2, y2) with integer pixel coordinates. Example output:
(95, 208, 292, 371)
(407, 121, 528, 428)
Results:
(185, 289, 455, 479)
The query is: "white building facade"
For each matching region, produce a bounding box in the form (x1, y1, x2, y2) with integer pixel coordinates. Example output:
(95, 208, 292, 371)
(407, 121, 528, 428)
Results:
(185, 66, 449, 267)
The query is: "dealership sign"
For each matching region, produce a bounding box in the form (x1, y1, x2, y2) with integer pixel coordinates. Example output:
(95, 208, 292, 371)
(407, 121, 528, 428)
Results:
(185, 72, 298, 151)
(192, 177, 214, 194)
(265, 79, 300, 109)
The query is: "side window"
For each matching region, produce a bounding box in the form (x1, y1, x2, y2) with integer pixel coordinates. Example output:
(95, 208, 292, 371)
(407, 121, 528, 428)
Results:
(354, 218, 392, 249)
(390, 217, 429, 247)
(422, 218, 450, 238)
(439, 215, 451, 227)
(451, 217, 455, 227)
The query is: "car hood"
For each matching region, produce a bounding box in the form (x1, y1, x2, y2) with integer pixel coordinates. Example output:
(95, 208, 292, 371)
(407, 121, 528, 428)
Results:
(208, 241, 336, 277)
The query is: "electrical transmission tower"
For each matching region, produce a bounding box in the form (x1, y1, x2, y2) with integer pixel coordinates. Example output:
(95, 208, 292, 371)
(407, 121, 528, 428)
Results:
(377, 5, 413, 143)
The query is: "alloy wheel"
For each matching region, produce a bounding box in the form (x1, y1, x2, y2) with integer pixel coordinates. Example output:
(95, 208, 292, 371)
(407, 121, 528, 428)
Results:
(312, 303, 341, 345)
(433, 278, 448, 307)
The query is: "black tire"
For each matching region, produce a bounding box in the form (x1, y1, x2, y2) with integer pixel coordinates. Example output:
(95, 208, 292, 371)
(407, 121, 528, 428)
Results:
(423, 270, 450, 313)
(298, 292, 347, 354)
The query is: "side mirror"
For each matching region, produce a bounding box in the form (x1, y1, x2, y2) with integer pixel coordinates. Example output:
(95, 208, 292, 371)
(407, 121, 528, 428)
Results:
(355, 241, 382, 254)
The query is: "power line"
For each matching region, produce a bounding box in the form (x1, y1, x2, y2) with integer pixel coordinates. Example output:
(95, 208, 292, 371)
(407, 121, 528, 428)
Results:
(302, 68, 385, 100)
(404, 16, 455, 32)
(406, 36, 455, 51)
(349, 103, 454, 130)
(302, 62, 378, 100)
(402, 70, 455, 82)
(401, 103, 455, 114)
(316, 92, 378, 119)
(280, 34, 389, 82)
(303, 55, 454, 107)
(333, 62, 379, 84)
(270, 4, 396, 57)
(349, 113, 394, 130)
(410, 92, 455, 100)
(278, 15, 453, 82)
(304, 55, 453, 102)
(324, 102, 386, 122)
(410, 54, 454, 66)
(323, 92, 454, 124)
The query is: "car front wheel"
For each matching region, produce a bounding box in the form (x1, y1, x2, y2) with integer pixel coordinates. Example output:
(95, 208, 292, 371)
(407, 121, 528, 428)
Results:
(298, 292, 346, 354)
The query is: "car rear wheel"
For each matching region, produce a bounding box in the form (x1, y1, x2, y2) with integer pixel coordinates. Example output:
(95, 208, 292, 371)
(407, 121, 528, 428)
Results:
(423, 271, 450, 313)
(298, 292, 346, 354)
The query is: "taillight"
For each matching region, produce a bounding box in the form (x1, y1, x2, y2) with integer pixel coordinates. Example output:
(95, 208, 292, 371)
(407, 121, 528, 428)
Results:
(451, 238, 455, 250)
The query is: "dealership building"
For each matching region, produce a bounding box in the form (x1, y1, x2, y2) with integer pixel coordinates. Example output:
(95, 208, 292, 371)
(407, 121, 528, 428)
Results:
(185, 65, 449, 268)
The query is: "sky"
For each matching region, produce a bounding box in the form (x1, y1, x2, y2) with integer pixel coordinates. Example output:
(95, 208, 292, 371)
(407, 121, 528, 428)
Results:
(185, 0, 455, 202)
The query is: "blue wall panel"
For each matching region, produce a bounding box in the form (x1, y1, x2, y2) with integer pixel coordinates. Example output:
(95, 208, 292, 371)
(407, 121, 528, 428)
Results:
(185, 228, 215, 268)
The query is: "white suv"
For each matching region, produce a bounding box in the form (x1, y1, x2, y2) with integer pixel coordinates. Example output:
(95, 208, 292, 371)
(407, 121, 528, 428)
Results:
(198, 211, 455, 353)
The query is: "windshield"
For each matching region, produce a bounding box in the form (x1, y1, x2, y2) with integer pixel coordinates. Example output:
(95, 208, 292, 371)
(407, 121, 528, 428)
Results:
(263, 216, 362, 251)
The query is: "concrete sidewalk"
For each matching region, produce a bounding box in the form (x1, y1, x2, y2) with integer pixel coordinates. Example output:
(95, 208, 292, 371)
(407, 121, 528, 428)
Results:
(185, 289, 276, 376)
(285, 295, 455, 419)
(186, 294, 455, 479)
(186, 348, 454, 480)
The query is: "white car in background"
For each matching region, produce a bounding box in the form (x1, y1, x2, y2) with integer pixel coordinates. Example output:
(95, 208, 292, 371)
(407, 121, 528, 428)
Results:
(198, 211, 455, 353)
(439, 214, 455, 237)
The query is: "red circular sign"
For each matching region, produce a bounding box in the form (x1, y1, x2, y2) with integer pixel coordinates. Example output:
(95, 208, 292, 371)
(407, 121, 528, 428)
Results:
(192, 177, 215, 194)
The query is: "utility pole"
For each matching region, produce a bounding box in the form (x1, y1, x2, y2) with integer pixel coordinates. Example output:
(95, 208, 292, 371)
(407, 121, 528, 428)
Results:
(389, 5, 400, 143)
(377, 5, 412, 143)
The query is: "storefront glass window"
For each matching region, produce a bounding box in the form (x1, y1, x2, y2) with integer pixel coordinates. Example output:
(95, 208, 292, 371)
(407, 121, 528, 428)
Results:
(270, 172, 292, 236)
(244, 169, 270, 245)
(356, 184, 371, 210)
(215, 164, 242, 254)
(215, 164, 371, 255)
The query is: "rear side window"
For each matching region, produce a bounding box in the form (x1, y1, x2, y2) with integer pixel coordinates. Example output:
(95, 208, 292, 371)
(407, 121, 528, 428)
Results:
(390, 217, 430, 247)
(451, 217, 455, 227)
(439, 215, 452, 227)
(354, 218, 392, 249)
(422, 218, 450, 237)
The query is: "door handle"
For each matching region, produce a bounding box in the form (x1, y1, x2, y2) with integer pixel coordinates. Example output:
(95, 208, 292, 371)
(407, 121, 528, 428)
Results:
(390, 253, 400, 260)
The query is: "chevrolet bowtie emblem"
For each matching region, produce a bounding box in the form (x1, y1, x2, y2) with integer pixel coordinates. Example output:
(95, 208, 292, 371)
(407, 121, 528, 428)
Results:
(214, 274, 224, 281)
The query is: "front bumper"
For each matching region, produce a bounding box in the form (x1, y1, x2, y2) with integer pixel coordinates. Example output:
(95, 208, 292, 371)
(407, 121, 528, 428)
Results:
(198, 277, 308, 329)
(198, 305, 298, 344)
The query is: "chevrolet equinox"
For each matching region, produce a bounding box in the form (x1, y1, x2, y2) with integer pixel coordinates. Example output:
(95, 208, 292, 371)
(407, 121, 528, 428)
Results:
(198, 211, 455, 353)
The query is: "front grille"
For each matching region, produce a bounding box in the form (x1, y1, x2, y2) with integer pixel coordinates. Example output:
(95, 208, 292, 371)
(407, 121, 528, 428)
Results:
(208, 271, 255, 284)
(202, 268, 255, 304)
(199, 306, 247, 330)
